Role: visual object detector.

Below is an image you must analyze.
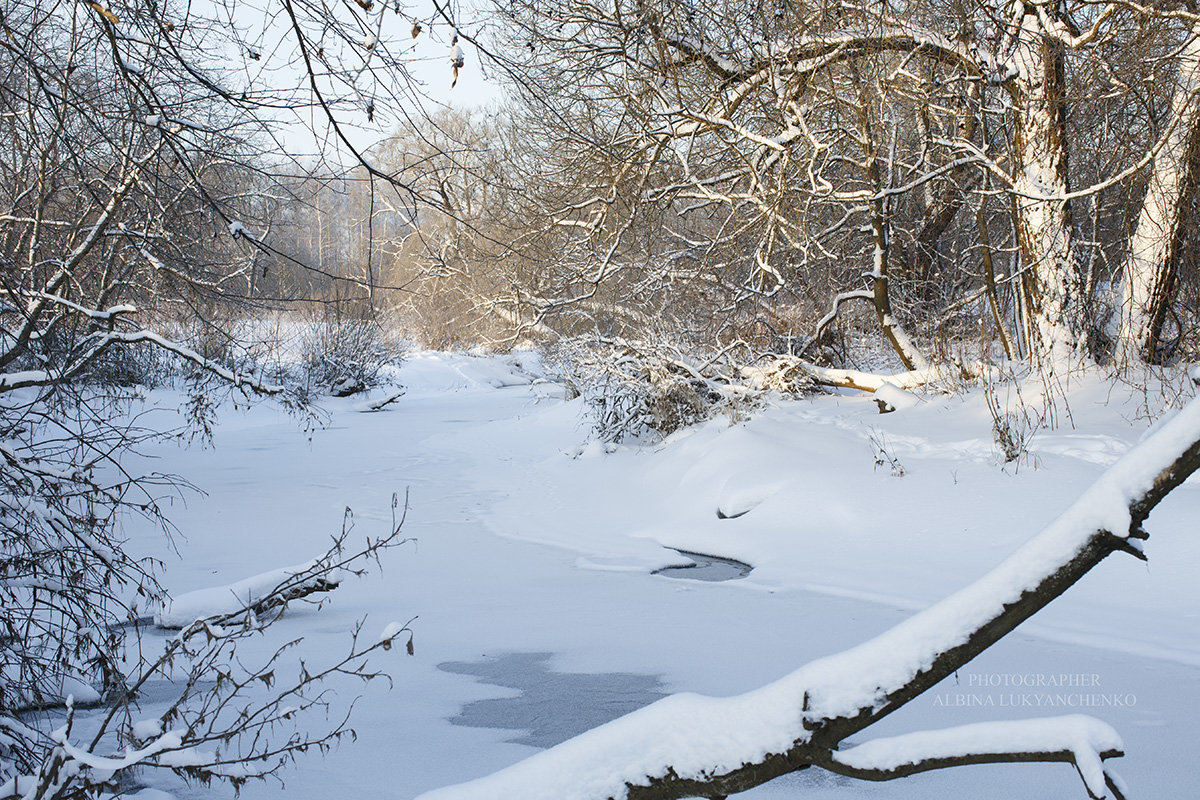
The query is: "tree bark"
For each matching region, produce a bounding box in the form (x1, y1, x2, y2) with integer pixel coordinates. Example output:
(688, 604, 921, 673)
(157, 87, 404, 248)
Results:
(1008, 1, 1082, 364)
(1117, 23, 1200, 365)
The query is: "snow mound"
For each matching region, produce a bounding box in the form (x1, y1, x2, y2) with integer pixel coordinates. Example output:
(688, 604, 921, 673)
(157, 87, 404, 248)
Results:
(874, 382, 922, 412)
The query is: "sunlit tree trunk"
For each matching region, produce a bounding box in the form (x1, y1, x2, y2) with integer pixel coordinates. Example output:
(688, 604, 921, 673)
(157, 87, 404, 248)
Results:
(1117, 23, 1200, 365)
(1008, 1, 1082, 365)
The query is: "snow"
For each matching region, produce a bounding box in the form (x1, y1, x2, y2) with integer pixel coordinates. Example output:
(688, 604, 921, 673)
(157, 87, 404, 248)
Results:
(133, 719, 164, 742)
(60, 677, 101, 706)
(874, 381, 922, 411)
(0, 369, 50, 390)
(53, 727, 184, 771)
(380, 621, 409, 643)
(109, 353, 1200, 800)
(126, 791, 177, 800)
(416, 386, 1200, 796)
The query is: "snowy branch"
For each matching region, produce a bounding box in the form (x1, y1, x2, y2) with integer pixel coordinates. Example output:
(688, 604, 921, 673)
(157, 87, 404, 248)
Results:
(824, 716, 1126, 799)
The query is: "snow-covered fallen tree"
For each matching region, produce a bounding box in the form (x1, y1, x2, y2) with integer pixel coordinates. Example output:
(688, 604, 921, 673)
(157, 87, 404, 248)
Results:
(154, 555, 348, 629)
(416, 378, 1200, 800)
(551, 338, 987, 447)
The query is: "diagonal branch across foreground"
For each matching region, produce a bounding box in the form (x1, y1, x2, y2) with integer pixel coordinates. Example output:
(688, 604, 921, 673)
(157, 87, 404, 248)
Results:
(417, 385, 1200, 800)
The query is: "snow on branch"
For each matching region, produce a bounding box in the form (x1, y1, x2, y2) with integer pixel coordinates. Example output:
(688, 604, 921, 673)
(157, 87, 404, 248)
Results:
(739, 355, 960, 394)
(418, 394, 1200, 800)
(0, 328, 285, 396)
(106, 331, 284, 395)
(156, 502, 412, 631)
(153, 558, 345, 630)
(17, 291, 137, 322)
(826, 716, 1125, 799)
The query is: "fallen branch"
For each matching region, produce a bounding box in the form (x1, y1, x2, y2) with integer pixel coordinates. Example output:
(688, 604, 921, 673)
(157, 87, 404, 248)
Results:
(356, 386, 407, 412)
(741, 354, 999, 394)
(823, 716, 1125, 799)
(156, 499, 412, 632)
(153, 559, 345, 630)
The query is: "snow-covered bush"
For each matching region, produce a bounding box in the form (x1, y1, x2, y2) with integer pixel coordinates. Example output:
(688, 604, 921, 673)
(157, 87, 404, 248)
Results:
(549, 338, 720, 443)
(548, 338, 810, 443)
(298, 304, 406, 396)
(162, 313, 291, 387)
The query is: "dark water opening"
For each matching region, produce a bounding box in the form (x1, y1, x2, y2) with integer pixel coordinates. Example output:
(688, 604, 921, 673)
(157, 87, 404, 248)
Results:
(653, 549, 753, 581)
(437, 652, 667, 748)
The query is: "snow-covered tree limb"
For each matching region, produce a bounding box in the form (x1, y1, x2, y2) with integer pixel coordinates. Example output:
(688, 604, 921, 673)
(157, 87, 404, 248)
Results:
(739, 355, 969, 394)
(823, 716, 1125, 800)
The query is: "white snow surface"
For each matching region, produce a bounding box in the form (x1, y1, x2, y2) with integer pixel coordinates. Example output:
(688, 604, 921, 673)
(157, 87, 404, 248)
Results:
(112, 352, 1200, 800)
(416, 379, 1200, 798)
(874, 381, 922, 411)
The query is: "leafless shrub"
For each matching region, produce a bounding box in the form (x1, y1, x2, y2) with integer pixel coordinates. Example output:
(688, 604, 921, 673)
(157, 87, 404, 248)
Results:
(2, 481, 412, 800)
(548, 337, 812, 443)
(547, 338, 721, 443)
(985, 380, 1046, 470)
(81, 341, 175, 389)
(868, 429, 907, 477)
(298, 303, 406, 396)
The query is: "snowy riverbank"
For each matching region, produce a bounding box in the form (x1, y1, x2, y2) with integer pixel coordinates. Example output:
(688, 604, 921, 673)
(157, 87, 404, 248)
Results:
(118, 352, 1199, 799)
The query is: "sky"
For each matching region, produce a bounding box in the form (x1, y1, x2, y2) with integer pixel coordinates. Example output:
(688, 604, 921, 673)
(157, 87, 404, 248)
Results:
(214, 0, 505, 171)
(282, 1, 506, 166)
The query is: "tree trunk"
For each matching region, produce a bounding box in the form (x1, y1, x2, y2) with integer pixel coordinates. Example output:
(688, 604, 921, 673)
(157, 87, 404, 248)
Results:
(1009, 1, 1082, 365)
(1116, 23, 1200, 365)
(979, 174, 1016, 359)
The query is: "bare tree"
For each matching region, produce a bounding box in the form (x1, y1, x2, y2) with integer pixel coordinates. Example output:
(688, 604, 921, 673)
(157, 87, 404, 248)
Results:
(0, 0, 437, 796)
(455, 0, 1200, 377)
(1116, 18, 1200, 364)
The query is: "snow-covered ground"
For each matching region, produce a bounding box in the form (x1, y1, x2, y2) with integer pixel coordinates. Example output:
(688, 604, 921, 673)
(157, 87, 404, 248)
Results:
(119, 353, 1200, 799)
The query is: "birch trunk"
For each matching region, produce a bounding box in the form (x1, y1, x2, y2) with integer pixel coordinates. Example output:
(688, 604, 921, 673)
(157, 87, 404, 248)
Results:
(1009, 2, 1082, 365)
(1116, 23, 1200, 365)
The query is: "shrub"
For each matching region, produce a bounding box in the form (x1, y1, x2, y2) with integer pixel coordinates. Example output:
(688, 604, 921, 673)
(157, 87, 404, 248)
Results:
(298, 304, 405, 396)
(548, 337, 805, 443)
